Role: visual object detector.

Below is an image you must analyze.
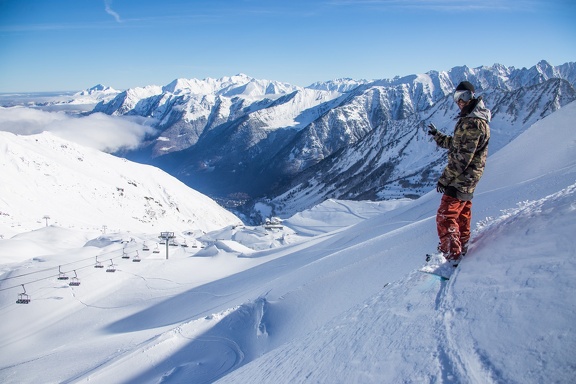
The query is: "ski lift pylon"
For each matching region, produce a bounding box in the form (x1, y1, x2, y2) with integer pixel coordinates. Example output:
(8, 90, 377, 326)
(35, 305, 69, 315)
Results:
(16, 284, 31, 304)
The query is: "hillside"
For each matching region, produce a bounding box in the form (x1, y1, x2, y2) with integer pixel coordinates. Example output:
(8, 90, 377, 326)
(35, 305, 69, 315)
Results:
(0, 97, 574, 384)
(220, 100, 576, 384)
(0, 131, 240, 240)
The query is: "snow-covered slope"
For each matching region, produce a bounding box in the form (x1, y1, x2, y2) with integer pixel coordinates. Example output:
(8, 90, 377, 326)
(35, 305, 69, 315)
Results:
(219, 101, 576, 384)
(222, 182, 576, 383)
(0, 131, 240, 239)
(0, 97, 574, 383)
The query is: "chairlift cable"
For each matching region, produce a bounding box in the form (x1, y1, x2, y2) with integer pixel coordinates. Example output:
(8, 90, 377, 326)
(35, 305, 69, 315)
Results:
(0, 244, 142, 281)
(0, 245, 143, 292)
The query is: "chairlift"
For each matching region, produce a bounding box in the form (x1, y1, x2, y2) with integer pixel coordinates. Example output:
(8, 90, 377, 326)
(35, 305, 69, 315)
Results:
(121, 251, 130, 259)
(69, 270, 81, 286)
(57, 266, 69, 280)
(181, 240, 189, 248)
(132, 250, 141, 262)
(153, 245, 160, 254)
(106, 259, 116, 273)
(142, 242, 150, 251)
(94, 256, 104, 268)
(16, 284, 31, 304)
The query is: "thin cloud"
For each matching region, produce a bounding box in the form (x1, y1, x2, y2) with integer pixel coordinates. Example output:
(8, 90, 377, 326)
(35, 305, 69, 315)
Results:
(0, 107, 155, 153)
(104, 0, 122, 23)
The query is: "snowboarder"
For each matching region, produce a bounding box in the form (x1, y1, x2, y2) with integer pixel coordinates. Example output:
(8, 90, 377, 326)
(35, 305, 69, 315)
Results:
(427, 81, 491, 265)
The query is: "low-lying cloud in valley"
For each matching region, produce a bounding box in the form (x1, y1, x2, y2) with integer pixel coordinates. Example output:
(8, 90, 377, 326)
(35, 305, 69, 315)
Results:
(0, 106, 155, 152)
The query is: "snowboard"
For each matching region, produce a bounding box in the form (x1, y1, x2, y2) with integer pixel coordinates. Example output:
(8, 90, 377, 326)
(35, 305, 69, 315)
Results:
(419, 252, 458, 280)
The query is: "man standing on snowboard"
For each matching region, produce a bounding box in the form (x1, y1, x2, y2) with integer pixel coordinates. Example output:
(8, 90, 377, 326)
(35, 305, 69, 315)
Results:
(427, 81, 491, 265)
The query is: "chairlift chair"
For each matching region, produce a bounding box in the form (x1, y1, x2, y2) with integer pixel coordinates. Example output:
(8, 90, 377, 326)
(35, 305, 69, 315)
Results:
(133, 252, 141, 262)
(57, 266, 69, 280)
(94, 256, 104, 268)
(122, 251, 130, 259)
(69, 270, 81, 286)
(16, 285, 31, 304)
(106, 259, 116, 273)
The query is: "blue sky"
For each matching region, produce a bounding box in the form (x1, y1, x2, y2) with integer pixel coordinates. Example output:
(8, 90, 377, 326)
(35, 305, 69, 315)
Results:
(0, 0, 574, 92)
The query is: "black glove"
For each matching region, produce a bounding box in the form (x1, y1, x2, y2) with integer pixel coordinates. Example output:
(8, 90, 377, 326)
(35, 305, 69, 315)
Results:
(427, 123, 437, 136)
(436, 181, 446, 194)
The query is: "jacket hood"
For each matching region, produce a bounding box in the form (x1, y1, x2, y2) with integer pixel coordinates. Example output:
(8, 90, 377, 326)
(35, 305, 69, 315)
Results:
(467, 97, 491, 122)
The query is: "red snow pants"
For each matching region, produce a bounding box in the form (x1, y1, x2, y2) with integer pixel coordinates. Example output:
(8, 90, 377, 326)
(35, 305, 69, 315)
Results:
(436, 194, 472, 259)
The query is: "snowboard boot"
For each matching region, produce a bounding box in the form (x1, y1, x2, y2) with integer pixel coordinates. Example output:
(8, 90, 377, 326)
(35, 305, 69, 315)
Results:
(446, 254, 461, 267)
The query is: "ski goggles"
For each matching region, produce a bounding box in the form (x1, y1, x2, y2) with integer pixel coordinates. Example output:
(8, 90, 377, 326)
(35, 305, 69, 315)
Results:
(453, 90, 473, 103)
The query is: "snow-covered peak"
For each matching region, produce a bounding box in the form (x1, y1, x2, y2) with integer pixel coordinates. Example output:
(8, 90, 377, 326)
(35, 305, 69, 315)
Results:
(307, 77, 371, 92)
(102, 85, 164, 115)
(75, 84, 119, 96)
(161, 74, 299, 98)
(125, 84, 164, 99)
(162, 77, 222, 95)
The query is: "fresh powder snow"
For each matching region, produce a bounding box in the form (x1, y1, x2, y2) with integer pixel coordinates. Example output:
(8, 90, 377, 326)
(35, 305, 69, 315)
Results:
(0, 102, 575, 383)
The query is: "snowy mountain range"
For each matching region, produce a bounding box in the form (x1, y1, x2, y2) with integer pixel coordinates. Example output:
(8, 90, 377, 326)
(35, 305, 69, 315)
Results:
(89, 60, 576, 221)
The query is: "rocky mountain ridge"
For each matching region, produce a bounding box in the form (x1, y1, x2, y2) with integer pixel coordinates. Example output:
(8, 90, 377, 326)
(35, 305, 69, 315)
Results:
(91, 61, 576, 220)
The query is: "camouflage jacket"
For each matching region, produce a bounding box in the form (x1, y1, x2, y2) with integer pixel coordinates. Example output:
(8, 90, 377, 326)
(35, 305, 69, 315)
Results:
(433, 97, 491, 199)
